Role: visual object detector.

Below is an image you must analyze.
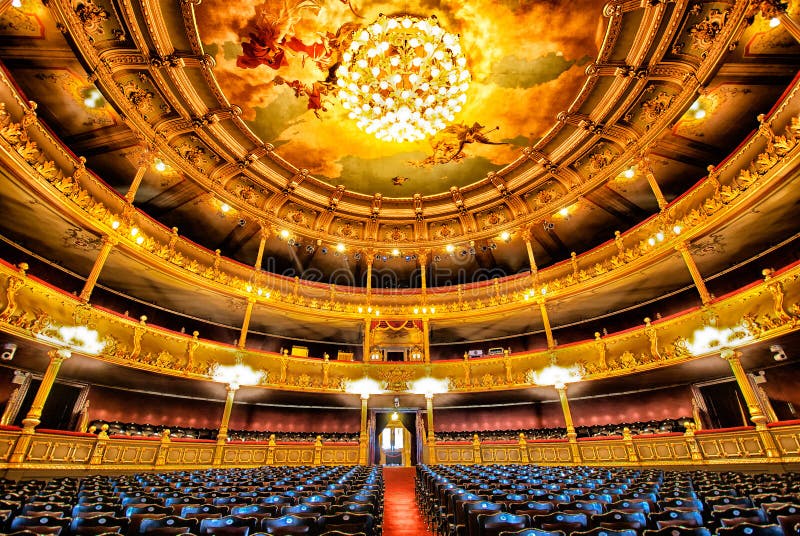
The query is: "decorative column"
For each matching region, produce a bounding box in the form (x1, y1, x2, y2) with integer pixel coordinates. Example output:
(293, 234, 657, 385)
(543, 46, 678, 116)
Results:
(425, 393, 435, 463)
(79, 236, 117, 302)
(422, 317, 431, 363)
(556, 383, 581, 463)
(358, 394, 369, 464)
(365, 253, 374, 305)
(720, 348, 779, 457)
(254, 226, 270, 271)
(522, 228, 539, 283)
(124, 163, 149, 203)
(363, 317, 371, 361)
(10, 349, 71, 463)
(419, 250, 428, 301)
(21, 349, 70, 432)
(676, 241, 712, 305)
(538, 297, 556, 349)
(638, 156, 668, 210)
(213, 384, 238, 464)
(237, 297, 256, 349)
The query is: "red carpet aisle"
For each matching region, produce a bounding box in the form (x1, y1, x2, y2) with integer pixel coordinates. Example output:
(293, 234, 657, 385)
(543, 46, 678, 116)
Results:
(382, 467, 434, 536)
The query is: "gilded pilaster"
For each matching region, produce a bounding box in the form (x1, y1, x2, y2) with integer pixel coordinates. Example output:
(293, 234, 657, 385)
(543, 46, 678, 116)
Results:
(472, 433, 482, 464)
(214, 384, 238, 465)
(676, 241, 712, 305)
(556, 384, 581, 463)
(521, 228, 539, 283)
(720, 348, 779, 457)
(124, 164, 148, 203)
(359, 394, 369, 464)
(10, 349, 71, 463)
(422, 317, 431, 363)
(79, 236, 117, 302)
(638, 156, 668, 210)
(538, 298, 555, 349)
(519, 433, 529, 463)
(237, 297, 256, 349)
(254, 226, 270, 271)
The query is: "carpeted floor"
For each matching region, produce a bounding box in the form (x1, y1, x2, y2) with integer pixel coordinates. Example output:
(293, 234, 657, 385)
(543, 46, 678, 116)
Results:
(382, 466, 433, 536)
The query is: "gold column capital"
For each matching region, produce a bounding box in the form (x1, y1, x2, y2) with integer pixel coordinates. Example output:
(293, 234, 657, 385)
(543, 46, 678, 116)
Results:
(46, 348, 72, 363)
(719, 347, 742, 363)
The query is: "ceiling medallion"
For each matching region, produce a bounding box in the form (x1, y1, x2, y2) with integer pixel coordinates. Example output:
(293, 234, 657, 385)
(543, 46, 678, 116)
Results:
(335, 14, 471, 143)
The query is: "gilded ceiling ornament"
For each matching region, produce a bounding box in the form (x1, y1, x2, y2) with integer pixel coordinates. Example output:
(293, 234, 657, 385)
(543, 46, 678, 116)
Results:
(72, 0, 109, 36)
(639, 92, 674, 129)
(689, 8, 731, 56)
(586, 147, 615, 175)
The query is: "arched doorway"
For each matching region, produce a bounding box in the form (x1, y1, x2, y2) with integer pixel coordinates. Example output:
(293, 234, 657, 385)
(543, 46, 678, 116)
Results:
(368, 409, 424, 465)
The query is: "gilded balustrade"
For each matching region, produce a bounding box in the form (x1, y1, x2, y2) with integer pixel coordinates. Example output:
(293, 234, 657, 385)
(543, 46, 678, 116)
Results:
(0, 68, 798, 320)
(0, 423, 796, 476)
(0, 250, 798, 393)
(431, 422, 800, 468)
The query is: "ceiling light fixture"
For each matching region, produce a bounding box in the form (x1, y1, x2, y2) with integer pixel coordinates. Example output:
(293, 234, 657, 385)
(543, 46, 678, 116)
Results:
(336, 14, 471, 143)
(11, 0, 21, 7)
(769, 17, 780, 27)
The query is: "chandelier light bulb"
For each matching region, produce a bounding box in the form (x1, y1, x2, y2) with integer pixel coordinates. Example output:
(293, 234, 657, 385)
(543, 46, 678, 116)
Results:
(336, 14, 471, 143)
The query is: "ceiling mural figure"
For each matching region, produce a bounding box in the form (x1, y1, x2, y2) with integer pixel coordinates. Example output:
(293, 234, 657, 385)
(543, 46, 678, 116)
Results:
(196, 0, 605, 195)
(411, 122, 506, 168)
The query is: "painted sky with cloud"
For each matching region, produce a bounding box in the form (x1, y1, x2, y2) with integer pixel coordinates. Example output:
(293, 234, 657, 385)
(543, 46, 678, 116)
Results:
(196, 0, 608, 196)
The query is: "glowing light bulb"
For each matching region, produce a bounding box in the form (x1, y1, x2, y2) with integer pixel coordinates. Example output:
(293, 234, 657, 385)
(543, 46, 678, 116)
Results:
(220, 203, 230, 213)
(445, 244, 455, 253)
(769, 17, 780, 27)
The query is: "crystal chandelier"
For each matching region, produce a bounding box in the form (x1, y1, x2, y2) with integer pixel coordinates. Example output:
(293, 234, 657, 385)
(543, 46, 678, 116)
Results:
(336, 14, 471, 143)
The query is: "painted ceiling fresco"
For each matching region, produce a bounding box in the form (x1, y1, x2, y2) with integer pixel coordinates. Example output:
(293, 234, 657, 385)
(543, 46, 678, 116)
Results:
(195, 0, 607, 196)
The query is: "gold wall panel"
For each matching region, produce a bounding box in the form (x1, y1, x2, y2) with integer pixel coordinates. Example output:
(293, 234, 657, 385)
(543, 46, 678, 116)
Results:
(223, 446, 269, 465)
(273, 446, 314, 465)
(320, 447, 359, 465)
(103, 442, 159, 465)
(528, 444, 573, 463)
(481, 445, 523, 464)
(697, 432, 765, 459)
(165, 445, 214, 465)
(772, 428, 800, 456)
(579, 442, 629, 462)
(25, 437, 94, 463)
(635, 439, 692, 461)
(434, 446, 474, 464)
(0, 432, 17, 462)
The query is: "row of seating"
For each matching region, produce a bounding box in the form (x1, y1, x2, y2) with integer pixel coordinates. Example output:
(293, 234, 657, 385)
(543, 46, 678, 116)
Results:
(416, 464, 800, 536)
(435, 418, 693, 442)
(86, 421, 359, 443)
(0, 465, 381, 535)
